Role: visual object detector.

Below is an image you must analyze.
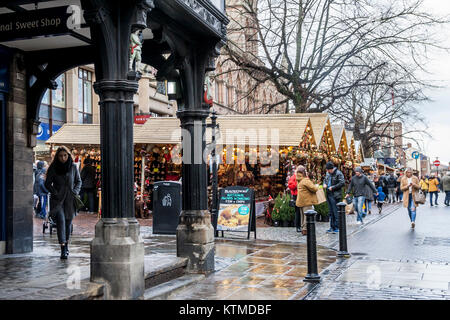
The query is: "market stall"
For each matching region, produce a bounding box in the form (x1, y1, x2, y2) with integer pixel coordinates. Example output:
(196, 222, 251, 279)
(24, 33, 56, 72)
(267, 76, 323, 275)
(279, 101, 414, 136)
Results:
(46, 114, 343, 219)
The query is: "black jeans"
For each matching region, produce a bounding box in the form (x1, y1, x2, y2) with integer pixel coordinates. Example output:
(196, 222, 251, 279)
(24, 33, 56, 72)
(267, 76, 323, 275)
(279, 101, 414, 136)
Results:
(55, 206, 73, 244)
(292, 195, 301, 230)
(327, 193, 340, 230)
(80, 188, 96, 212)
(429, 191, 438, 205)
(445, 191, 450, 206)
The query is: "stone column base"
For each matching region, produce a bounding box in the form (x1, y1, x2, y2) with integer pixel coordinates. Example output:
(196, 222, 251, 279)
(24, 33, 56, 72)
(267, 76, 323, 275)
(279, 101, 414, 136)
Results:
(177, 210, 215, 273)
(90, 218, 144, 300)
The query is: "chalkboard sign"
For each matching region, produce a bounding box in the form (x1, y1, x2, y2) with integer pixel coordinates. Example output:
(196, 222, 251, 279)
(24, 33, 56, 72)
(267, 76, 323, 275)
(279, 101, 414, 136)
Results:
(217, 186, 256, 239)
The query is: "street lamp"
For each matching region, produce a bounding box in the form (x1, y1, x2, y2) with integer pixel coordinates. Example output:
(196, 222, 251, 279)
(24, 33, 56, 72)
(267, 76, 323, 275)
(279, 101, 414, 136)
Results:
(207, 111, 220, 236)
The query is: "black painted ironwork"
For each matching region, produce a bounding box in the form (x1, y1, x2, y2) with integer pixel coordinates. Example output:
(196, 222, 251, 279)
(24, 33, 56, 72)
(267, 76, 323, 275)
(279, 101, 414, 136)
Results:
(304, 209, 321, 283)
(337, 202, 351, 258)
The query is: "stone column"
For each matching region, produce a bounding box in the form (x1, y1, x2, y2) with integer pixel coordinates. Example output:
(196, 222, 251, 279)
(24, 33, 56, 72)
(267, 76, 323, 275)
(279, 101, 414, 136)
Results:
(175, 50, 217, 273)
(176, 109, 215, 273)
(5, 53, 34, 254)
(90, 79, 144, 300)
(83, 0, 153, 299)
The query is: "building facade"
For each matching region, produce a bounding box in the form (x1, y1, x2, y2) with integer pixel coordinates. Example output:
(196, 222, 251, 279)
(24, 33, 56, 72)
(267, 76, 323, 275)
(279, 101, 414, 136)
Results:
(372, 122, 405, 167)
(34, 65, 176, 160)
(211, 0, 286, 115)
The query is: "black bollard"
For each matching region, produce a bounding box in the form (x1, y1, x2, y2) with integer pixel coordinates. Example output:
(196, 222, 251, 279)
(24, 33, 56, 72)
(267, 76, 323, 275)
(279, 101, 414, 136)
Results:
(337, 202, 350, 258)
(303, 209, 320, 283)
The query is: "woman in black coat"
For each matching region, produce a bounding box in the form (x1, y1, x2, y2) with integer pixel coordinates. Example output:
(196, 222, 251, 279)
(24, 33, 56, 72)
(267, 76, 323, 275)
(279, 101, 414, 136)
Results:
(45, 146, 82, 259)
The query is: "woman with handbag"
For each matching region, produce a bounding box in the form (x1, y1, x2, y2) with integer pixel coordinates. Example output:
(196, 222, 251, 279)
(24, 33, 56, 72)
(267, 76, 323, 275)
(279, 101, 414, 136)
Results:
(45, 146, 82, 259)
(296, 166, 319, 236)
(400, 168, 421, 229)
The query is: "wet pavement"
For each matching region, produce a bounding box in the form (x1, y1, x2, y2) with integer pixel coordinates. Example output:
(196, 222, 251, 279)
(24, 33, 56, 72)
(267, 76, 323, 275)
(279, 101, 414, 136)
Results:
(251, 203, 401, 248)
(0, 202, 403, 300)
(2, 213, 339, 300)
(307, 194, 450, 300)
(162, 239, 337, 300)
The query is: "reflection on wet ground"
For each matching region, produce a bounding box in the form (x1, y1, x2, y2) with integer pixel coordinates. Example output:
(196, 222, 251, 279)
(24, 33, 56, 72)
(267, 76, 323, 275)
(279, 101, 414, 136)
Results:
(1, 230, 337, 300)
(165, 239, 337, 300)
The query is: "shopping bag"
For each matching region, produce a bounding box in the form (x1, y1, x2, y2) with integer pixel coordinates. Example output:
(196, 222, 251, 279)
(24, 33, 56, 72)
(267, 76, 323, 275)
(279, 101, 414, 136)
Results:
(316, 188, 327, 204)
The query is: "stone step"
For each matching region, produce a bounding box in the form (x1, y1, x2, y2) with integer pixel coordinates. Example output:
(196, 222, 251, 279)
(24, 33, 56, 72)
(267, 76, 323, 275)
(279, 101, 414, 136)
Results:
(144, 274, 205, 300)
(144, 255, 189, 289)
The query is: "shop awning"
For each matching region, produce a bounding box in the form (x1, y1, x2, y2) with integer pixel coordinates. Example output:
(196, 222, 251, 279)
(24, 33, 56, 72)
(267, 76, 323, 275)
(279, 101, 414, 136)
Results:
(331, 124, 345, 151)
(136, 115, 312, 146)
(296, 113, 329, 144)
(47, 115, 314, 147)
(46, 124, 144, 145)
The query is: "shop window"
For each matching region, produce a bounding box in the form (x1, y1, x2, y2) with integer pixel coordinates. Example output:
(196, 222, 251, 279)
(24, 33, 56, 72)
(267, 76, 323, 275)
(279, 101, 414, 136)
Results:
(38, 74, 66, 138)
(156, 81, 167, 95)
(78, 68, 93, 124)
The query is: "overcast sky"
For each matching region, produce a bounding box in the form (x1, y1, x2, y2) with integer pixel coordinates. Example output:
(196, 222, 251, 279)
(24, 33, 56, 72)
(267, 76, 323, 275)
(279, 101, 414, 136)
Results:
(412, 0, 450, 165)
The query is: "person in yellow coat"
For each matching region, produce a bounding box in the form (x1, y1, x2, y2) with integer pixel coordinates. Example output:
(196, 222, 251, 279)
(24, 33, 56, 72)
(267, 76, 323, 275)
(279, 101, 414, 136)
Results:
(296, 166, 319, 236)
(419, 176, 429, 198)
(428, 175, 440, 206)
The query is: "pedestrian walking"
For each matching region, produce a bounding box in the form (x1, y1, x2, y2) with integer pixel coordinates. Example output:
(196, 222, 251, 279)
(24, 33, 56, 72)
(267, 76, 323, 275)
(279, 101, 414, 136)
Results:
(33, 162, 39, 215)
(345, 167, 378, 225)
(363, 176, 376, 216)
(380, 173, 389, 198)
(80, 157, 97, 214)
(287, 165, 302, 232)
(400, 168, 420, 229)
(441, 172, 450, 206)
(45, 146, 82, 260)
(428, 175, 440, 206)
(296, 165, 319, 236)
(35, 166, 49, 219)
(386, 173, 397, 203)
(396, 173, 403, 202)
(323, 161, 345, 234)
(373, 175, 379, 205)
(419, 176, 429, 200)
(375, 186, 386, 213)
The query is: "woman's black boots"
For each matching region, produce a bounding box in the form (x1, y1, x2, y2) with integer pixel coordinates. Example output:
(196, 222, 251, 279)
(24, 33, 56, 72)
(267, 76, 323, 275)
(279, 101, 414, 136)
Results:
(60, 244, 68, 259)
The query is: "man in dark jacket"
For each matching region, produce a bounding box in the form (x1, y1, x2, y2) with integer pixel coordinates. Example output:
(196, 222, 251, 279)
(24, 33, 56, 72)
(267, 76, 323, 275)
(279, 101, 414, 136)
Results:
(80, 158, 97, 213)
(323, 161, 345, 233)
(35, 165, 49, 219)
(33, 161, 46, 216)
(386, 173, 397, 203)
(442, 172, 450, 206)
(346, 167, 378, 224)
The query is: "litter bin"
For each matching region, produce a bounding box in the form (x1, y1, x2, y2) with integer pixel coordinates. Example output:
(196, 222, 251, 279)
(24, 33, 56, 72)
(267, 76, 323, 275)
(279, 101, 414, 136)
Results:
(152, 181, 182, 235)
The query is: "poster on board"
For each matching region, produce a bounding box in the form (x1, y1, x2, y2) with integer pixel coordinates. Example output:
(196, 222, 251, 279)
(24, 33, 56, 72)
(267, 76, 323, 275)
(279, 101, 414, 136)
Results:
(217, 186, 256, 239)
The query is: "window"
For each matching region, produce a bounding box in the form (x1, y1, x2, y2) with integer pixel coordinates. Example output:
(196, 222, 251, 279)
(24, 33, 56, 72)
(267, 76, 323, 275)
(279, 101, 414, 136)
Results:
(215, 82, 219, 102)
(224, 85, 228, 107)
(78, 68, 93, 124)
(156, 81, 167, 95)
(38, 74, 66, 138)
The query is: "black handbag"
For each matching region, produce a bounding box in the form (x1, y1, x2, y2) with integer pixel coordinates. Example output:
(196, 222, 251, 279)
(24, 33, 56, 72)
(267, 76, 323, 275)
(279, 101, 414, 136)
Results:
(72, 190, 85, 211)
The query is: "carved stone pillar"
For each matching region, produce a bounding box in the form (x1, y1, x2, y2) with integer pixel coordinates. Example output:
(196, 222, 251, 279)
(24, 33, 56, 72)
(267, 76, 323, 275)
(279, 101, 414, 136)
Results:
(175, 49, 217, 273)
(82, 0, 153, 299)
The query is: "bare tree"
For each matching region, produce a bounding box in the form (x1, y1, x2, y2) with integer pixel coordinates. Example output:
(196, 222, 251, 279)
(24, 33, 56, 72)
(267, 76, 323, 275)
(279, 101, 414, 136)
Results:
(329, 61, 432, 158)
(222, 0, 448, 113)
